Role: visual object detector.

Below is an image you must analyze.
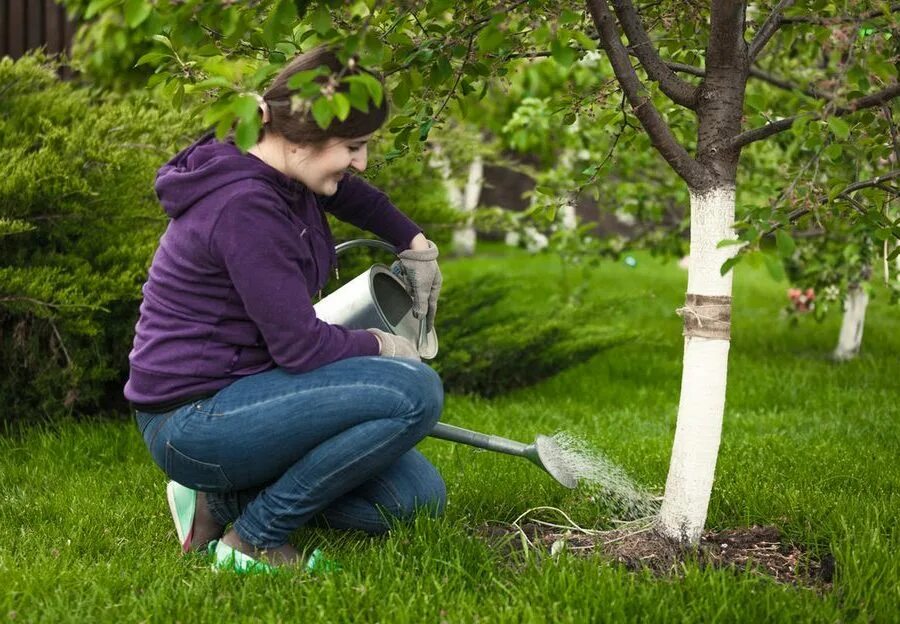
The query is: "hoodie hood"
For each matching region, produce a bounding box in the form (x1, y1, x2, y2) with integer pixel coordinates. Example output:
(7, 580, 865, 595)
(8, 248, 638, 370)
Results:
(155, 132, 304, 219)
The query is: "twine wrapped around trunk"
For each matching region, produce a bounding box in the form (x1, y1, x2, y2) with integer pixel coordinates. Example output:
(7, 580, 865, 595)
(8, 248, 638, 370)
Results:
(676, 294, 731, 340)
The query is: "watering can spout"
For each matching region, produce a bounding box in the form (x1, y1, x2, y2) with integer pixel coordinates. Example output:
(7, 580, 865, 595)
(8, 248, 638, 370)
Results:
(430, 423, 577, 489)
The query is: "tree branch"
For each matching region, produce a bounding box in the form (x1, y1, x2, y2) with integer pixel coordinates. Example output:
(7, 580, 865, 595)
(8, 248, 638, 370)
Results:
(663, 60, 705, 78)
(747, 66, 834, 101)
(748, 0, 795, 61)
(587, 0, 711, 189)
(770, 169, 900, 234)
(730, 83, 900, 149)
(609, 0, 698, 108)
(780, 3, 900, 25)
(665, 60, 834, 101)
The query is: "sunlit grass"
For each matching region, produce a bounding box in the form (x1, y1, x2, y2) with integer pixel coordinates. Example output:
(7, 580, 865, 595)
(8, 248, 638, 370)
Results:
(1, 247, 897, 622)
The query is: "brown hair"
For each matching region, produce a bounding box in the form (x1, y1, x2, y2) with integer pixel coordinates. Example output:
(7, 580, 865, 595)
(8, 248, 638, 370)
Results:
(261, 46, 388, 146)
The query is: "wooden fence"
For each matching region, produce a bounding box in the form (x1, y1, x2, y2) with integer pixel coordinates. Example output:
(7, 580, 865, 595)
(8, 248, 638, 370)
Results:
(1, 1, 75, 60)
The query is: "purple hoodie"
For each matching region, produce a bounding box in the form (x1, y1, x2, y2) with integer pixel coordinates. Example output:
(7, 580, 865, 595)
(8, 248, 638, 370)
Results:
(124, 133, 422, 409)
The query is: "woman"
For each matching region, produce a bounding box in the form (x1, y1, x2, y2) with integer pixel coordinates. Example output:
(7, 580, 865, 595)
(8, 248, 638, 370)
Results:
(127, 47, 446, 573)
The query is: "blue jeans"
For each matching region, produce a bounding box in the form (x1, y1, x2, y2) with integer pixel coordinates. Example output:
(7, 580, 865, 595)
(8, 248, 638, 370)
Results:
(134, 357, 446, 549)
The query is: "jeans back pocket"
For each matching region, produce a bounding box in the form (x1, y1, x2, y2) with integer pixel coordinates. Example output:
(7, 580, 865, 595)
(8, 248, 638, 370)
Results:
(164, 442, 234, 492)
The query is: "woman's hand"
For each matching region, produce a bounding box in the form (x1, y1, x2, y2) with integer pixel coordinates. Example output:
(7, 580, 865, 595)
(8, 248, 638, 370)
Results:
(395, 235, 442, 333)
(367, 329, 421, 360)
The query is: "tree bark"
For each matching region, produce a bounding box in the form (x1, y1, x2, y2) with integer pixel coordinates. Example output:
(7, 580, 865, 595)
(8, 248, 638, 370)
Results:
(657, 1, 748, 544)
(833, 284, 869, 361)
(658, 187, 738, 543)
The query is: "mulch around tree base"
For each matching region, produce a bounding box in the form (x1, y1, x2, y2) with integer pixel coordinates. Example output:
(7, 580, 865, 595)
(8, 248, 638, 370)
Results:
(476, 523, 835, 589)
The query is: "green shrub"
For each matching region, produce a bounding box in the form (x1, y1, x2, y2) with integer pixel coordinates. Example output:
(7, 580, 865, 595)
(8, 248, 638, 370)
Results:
(432, 275, 635, 396)
(0, 54, 202, 423)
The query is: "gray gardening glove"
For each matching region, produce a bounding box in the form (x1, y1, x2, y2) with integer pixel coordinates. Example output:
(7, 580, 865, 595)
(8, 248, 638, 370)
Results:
(367, 328, 421, 361)
(394, 241, 442, 333)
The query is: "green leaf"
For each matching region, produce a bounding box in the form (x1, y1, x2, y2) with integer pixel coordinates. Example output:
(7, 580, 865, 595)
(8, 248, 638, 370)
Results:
(763, 253, 785, 282)
(551, 38, 576, 68)
(235, 116, 261, 151)
(361, 31, 386, 65)
(123, 0, 152, 28)
(562, 112, 576, 125)
(392, 75, 410, 108)
(347, 74, 383, 107)
(215, 116, 233, 141)
(311, 97, 334, 129)
(719, 255, 741, 276)
(287, 67, 327, 90)
(232, 94, 260, 119)
(775, 230, 796, 257)
(331, 93, 351, 121)
(263, 0, 297, 47)
(477, 25, 506, 52)
(827, 117, 851, 140)
(172, 82, 184, 109)
(85, 0, 118, 19)
(418, 119, 434, 142)
(716, 238, 744, 248)
(348, 81, 370, 112)
(151, 34, 174, 51)
(310, 6, 331, 35)
(430, 56, 452, 85)
(571, 31, 598, 51)
(134, 51, 168, 67)
(393, 126, 412, 150)
(824, 143, 843, 160)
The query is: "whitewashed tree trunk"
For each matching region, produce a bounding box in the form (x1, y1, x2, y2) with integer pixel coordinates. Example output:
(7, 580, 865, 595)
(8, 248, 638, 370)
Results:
(558, 150, 578, 232)
(452, 155, 483, 256)
(833, 285, 869, 361)
(659, 187, 738, 544)
(431, 143, 481, 257)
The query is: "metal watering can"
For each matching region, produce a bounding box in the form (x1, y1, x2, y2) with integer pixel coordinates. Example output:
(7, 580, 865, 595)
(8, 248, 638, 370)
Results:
(313, 238, 438, 358)
(313, 239, 577, 489)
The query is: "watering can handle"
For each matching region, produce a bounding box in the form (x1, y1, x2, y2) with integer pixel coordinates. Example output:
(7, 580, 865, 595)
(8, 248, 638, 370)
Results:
(332, 239, 429, 350)
(334, 239, 398, 256)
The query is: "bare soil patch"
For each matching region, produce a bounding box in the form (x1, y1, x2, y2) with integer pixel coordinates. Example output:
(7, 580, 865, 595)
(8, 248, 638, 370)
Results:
(476, 522, 834, 589)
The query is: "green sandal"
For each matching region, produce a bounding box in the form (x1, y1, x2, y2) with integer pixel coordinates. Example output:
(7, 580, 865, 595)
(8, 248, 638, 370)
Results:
(208, 540, 341, 575)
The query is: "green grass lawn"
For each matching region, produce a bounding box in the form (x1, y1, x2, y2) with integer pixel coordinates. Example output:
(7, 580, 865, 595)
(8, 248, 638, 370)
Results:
(2, 247, 898, 623)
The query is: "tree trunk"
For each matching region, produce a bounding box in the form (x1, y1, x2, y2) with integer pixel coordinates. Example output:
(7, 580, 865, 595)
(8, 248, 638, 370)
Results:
(452, 155, 483, 256)
(558, 149, 578, 231)
(658, 186, 737, 544)
(430, 143, 480, 256)
(833, 284, 869, 361)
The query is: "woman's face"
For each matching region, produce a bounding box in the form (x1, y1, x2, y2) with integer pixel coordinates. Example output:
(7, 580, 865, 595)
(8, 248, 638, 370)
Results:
(287, 134, 371, 195)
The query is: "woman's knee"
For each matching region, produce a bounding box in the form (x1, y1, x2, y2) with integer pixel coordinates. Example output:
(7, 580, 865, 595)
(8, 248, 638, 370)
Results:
(379, 450, 446, 520)
(379, 359, 443, 430)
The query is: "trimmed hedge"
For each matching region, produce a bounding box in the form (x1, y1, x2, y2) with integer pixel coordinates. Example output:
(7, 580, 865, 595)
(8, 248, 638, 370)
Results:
(432, 275, 635, 396)
(0, 55, 202, 422)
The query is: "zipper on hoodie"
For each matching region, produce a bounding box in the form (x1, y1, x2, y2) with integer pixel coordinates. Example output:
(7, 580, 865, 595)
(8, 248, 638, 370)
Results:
(225, 346, 243, 374)
(299, 225, 324, 298)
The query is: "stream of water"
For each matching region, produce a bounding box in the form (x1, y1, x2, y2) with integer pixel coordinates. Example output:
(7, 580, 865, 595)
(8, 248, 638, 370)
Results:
(548, 432, 660, 520)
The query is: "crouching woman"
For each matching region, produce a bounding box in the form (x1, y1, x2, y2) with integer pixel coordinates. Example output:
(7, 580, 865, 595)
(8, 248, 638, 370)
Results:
(126, 46, 445, 573)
